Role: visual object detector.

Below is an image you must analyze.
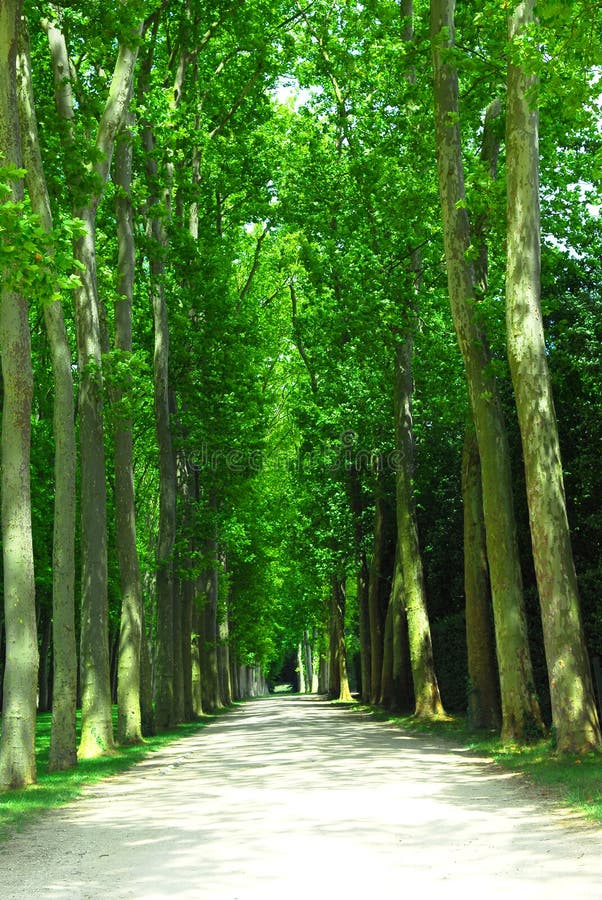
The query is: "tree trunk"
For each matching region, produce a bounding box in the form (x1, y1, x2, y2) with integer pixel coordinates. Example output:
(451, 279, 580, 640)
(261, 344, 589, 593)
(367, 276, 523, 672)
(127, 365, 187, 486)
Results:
(181, 574, 194, 720)
(191, 599, 204, 716)
(390, 546, 414, 713)
(200, 541, 222, 713)
(368, 483, 387, 703)
(0, 0, 38, 789)
(297, 644, 306, 694)
(506, 1, 601, 753)
(139, 601, 154, 736)
(45, 15, 142, 758)
(303, 629, 314, 693)
(218, 597, 233, 706)
(462, 427, 501, 730)
(348, 467, 371, 701)
(75, 206, 115, 756)
(16, 20, 77, 770)
(380, 599, 394, 708)
(114, 109, 143, 746)
(37, 610, 52, 712)
(394, 337, 444, 717)
(431, 0, 543, 742)
(329, 578, 353, 702)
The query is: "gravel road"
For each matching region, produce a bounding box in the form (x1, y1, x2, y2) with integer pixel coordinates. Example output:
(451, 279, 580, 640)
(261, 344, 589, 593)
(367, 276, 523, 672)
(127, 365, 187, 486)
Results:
(1, 695, 601, 899)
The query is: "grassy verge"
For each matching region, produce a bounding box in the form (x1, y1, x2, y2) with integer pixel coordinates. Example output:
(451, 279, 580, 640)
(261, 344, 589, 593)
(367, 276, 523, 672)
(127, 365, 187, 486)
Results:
(354, 704, 602, 824)
(0, 708, 217, 841)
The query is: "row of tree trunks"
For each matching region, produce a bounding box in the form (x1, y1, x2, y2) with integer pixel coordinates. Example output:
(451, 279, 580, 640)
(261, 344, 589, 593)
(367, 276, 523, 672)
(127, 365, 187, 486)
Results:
(431, 0, 543, 744)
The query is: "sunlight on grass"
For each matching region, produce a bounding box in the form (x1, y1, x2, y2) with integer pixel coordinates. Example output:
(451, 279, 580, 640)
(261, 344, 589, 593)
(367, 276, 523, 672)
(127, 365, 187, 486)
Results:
(0, 708, 213, 840)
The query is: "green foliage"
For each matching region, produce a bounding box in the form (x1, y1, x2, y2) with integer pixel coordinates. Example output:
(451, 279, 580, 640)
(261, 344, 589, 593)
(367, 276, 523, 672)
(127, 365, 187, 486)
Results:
(0, 167, 84, 301)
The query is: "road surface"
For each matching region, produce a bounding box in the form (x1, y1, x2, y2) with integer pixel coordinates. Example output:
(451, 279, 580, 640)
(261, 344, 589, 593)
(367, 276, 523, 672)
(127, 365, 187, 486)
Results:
(1, 696, 601, 899)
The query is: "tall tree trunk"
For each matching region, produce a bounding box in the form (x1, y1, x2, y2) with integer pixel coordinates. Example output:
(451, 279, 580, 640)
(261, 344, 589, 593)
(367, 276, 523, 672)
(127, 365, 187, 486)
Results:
(303, 629, 314, 693)
(348, 467, 371, 701)
(181, 574, 194, 720)
(368, 483, 387, 703)
(462, 427, 500, 730)
(191, 599, 204, 717)
(46, 15, 142, 758)
(172, 572, 185, 724)
(394, 337, 444, 717)
(506, 1, 601, 753)
(218, 594, 233, 707)
(37, 611, 52, 712)
(297, 644, 306, 694)
(200, 536, 222, 712)
(16, 19, 77, 771)
(329, 578, 353, 702)
(431, 0, 543, 742)
(390, 546, 413, 713)
(114, 109, 144, 745)
(380, 600, 394, 708)
(141, 110, 177, 728)
(75, 206, 116, 756)
(0, 0, 38, 789)
(139, 601, 154, 736)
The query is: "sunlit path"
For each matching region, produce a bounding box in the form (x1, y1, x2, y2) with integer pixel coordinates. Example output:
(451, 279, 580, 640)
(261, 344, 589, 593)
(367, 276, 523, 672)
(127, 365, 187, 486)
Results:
(1, 696, 601, 899)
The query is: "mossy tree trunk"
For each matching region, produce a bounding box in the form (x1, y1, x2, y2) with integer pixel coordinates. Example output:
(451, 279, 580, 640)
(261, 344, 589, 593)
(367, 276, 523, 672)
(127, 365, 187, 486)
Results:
(114, 109, 143, 746)
(506, 0, 601, 754)
(0, 0, 38, 789)
(16, 19, 77, 772)
(329, 578, 353, 702)
(431, 0, 543, 742)
(394, 337, 444, 718)
(46, 15, 142, 758)
(462, 427, 500, 730)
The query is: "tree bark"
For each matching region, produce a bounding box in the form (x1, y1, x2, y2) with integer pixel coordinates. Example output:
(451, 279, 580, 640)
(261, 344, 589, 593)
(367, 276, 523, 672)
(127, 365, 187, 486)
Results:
(191, 599, 204, 716)
(394, 337, 444, 717)
(431, 0, 543, 742)
(379, 599, 394, 708)
(506, 1, 601, 753)
(218, 594, 233, 707)
(348, 467, 371, 702)
(462, 427, 501, 730)
(390, 546, 414, 713)
(368, 482, 387, 704)
(0, 0, 38, 789)
(114, 108, 143, 746)
(16, 18, 77, 771)
(46, 14, 142, 758)
(199, 538, 222, 713)
(329, 578, 353, 702)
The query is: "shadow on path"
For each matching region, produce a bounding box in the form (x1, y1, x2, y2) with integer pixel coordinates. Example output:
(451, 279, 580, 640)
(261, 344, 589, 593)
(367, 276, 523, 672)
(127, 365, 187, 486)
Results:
(1, 695, 601, 899)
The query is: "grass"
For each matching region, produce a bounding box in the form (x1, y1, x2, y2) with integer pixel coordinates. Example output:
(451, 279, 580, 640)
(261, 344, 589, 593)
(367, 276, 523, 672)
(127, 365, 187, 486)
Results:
(354, 704, 602, 824)
(0, 708, 216, 841)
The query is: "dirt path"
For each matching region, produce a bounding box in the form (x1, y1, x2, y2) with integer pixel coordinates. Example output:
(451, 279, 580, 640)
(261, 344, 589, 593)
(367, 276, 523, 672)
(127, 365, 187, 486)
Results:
(1, 696, 601, 899)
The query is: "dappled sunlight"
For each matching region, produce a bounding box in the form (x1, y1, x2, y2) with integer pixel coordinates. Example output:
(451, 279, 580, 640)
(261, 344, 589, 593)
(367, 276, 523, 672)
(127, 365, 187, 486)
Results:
(1, 697, 602, 898)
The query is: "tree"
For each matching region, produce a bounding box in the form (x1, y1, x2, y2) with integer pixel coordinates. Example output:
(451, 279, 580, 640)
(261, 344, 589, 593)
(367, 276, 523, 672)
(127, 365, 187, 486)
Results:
(114, 107, 144, 745)
(16, 15, 78, 770)
(430, 0, 543, 742)
(505, 0, 601, 753)
(45, 7, 143, 757)
(0, 0, 38, 789)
